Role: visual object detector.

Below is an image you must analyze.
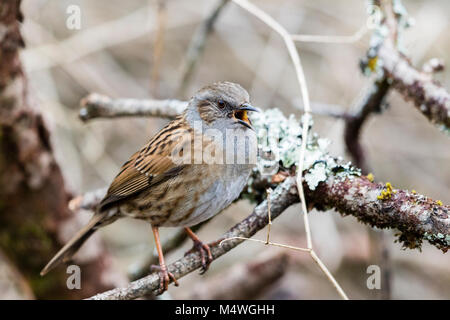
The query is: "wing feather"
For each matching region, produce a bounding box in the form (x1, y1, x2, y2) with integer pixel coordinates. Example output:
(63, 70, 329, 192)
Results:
(98, 119, 188, 211)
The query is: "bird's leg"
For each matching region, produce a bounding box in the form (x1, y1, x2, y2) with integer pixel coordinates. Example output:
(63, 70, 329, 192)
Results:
(184, 227, 213, 274)
(151, 225, 179, 294)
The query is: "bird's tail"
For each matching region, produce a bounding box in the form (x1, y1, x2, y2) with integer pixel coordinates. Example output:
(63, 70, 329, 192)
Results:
(40, 212, 107, 276)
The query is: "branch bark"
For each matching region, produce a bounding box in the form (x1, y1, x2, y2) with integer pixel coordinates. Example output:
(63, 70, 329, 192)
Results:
(306, 176, 449, 252)
(377, 0, 450, 130)
(79, 93, 187, 122)
(344, 78, 391, 173)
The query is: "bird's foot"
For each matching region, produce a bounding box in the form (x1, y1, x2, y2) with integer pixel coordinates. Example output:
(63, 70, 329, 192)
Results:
(185, 240, 213, 274)
(150, 264, 179, 294)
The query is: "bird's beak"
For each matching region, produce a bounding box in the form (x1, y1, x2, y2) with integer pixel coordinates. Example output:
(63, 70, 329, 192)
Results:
(234, 103, 260, 130)
(239, 103, 260, 113)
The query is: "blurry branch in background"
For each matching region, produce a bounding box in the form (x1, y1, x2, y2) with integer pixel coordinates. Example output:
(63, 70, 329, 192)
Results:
(186, 252, 288, 299)
(291, 24, 368, 44)
(344, 78, 391, 174)
(80, 93, 351, 121)
(79, 93, 187, 121)
(307, 102, 350, 119)
(177, 0, 230, 97)
(150, 0, 167, 97)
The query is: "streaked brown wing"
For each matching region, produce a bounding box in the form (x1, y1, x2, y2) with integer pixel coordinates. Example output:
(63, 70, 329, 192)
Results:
(98, 120, 187, 212)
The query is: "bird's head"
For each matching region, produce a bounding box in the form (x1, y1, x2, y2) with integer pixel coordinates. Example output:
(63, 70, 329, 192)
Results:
(188, 81, 259, 131)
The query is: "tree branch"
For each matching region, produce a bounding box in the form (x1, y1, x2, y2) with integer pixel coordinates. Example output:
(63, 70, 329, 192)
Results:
(344, 78, 391, 173)
(379, 41, 450, 130)
(87, 171, 449, 299)
(306, 176, 449, 252)
(79, 93, 187, 122)
(377, 0, 450, 130)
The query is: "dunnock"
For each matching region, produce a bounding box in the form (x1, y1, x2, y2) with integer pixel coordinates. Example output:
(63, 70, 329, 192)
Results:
(41, 82, 259, 293)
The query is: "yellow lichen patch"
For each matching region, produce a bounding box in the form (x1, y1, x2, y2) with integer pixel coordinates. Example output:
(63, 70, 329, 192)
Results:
(436, 200, 443, 206)
(368, 56, 378, 72)
(377, 182, 395, 200)
(367, 173, 374, 182)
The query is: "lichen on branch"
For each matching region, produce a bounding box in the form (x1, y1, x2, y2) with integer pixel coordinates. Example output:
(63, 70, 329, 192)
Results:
(363, 0, 450, 133)
(246, 108, 449, 252)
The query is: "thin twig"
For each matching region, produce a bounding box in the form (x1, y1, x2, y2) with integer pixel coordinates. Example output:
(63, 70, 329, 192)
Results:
(151, 0, 168, 97)
(292, 24, 368, 44)
(309, 250, 348, 299)
(266, 188, 272, 244)
(220, 237, 310, 253)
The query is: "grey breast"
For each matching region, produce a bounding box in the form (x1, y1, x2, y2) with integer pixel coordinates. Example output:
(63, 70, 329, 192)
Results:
(164, 126, 256, 227)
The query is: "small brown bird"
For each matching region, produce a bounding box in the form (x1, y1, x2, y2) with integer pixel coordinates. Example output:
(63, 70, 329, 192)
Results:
(41, 82, 259, 292)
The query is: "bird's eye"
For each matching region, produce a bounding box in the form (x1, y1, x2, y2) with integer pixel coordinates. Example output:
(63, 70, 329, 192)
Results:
(217, 100, 225, 108)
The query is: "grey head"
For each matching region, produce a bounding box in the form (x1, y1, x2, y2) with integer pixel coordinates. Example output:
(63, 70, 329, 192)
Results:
(185, 81, 259, 133)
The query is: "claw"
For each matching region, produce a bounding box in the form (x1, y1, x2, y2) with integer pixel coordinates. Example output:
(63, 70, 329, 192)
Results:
(184, 227, 215, 274)
(151, 264, 179, 294)
(185, 240, 213, 274)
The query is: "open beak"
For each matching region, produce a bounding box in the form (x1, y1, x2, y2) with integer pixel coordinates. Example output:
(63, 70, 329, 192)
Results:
(234, 103, 260, 130)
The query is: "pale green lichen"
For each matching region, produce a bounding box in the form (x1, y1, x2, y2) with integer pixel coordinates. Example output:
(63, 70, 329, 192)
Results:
(304, 162, 327, 191)
(248, 108, 360, 193)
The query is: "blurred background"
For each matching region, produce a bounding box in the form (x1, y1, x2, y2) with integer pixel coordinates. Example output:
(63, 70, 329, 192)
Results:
(12, 0, 450, 299)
